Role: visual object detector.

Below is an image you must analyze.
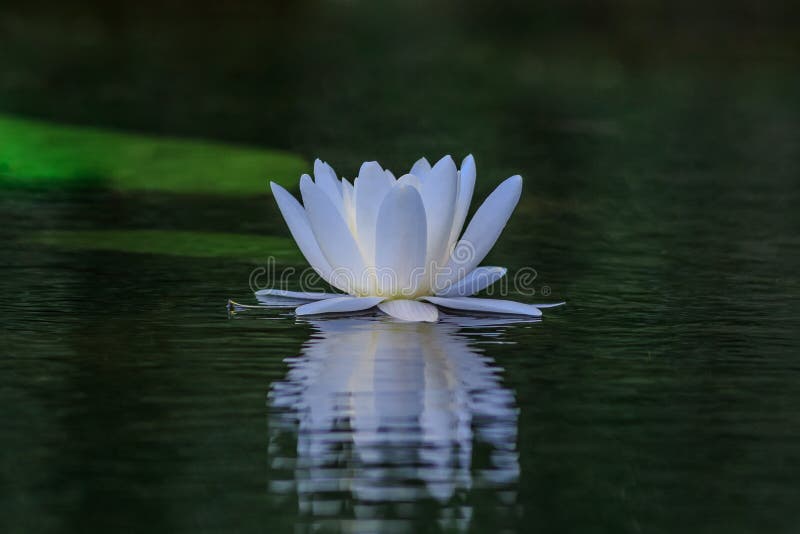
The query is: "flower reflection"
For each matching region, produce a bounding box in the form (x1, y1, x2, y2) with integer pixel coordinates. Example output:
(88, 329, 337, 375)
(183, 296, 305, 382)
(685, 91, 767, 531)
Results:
(267, 316, 526, 531)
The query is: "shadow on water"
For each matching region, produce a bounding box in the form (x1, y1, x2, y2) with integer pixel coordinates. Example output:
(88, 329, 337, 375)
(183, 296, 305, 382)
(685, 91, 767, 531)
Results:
(266, 316, 534, 533)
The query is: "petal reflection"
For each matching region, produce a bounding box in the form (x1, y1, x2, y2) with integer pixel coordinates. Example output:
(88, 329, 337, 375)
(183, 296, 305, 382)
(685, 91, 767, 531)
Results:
(268, 317, 521, 531)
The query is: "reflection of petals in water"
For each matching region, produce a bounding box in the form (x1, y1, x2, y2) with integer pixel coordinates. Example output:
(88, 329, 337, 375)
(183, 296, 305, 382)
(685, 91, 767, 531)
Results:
(267, 316, 525, 531)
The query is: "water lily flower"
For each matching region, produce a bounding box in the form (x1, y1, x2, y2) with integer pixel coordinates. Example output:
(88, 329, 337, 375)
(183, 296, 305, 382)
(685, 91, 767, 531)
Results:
(260, 155, 564, 322)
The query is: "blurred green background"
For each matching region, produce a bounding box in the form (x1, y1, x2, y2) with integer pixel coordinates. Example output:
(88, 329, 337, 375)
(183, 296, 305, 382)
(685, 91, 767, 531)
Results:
(1, 1, 799, 533)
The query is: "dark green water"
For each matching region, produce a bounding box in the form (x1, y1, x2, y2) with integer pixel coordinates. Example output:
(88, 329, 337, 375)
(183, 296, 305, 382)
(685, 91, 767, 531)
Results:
(2, 1, 800, 532)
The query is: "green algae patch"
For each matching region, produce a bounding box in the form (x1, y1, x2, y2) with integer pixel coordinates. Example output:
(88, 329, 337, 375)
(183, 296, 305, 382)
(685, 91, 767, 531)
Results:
(0, 115, 306, 195)
(29, 230, 304, 263)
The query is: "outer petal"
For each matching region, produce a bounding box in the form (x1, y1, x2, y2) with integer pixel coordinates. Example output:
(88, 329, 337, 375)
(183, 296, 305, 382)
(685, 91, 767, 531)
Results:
(437, 175, 522, 290)
(247, 297, 300, 308)
(313, 159, 342, 204)
(378, 300, 438, 322)
(374, 184, 427, 297)
(296, 296, 385, 316)
(420, 155, 458, 266)
(448, 154, 476, 246)
(527, 302, 566, 308)
(254, 289, 342, 300)
(435, 266, 506, 297)
(409, 157, 431, 178)
(354, 161, 394, 265)
(396, 173, 422, 189)
(301, 179, 367, 294)
(341, 178, 356, 232)
(270, 182, 340, 289)
(421, 296, 542, 317)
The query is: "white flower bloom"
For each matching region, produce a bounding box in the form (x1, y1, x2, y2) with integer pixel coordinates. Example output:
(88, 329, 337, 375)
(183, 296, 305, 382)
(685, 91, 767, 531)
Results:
(260, 155, 564, 322)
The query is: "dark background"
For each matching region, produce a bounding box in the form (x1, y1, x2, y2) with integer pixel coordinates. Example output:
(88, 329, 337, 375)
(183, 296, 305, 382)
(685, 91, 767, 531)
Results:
(2, 0, 798, 170)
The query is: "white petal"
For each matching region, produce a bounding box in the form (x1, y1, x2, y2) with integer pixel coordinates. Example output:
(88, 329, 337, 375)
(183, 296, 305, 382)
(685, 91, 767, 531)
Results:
(342, 177, 354, 196)
(254, 289, 342, 300)
(299, 172, 313, 190)
(436, 266, 506, 297)
(248, 296, 300, 308)
(420, 155, 458, 266)
(378, 300, 438, 322)
(313, 159, 342, 201)
(409, 157, 431, 178)
(421, 296, 542, 317)
(396, 173, 422, 189)
(341, 178, 356, 232)
(300, 179, 367, 294)
(296, 296, 384, 316)
(384, 169, 397, 181)
(374, 184, 427, 297)
(270, 182, 340, 288)
(528, 301, 566, 308)
(314, 159, 350, 224)
(439, 175, 522, 289)
(448, 154, 476, 246)
(430, 154, 455, 175)
(354, 161, 394, 265)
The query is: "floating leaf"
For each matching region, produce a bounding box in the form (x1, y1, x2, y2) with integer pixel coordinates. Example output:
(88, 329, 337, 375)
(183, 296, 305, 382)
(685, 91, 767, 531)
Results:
(0, 115, 307, 195)
(28, 230, 303, 263)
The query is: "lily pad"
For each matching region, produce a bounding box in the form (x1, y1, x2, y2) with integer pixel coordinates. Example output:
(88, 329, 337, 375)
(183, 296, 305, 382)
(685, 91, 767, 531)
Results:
(0, 115, 307, 195)
(28, 230, 304, 263)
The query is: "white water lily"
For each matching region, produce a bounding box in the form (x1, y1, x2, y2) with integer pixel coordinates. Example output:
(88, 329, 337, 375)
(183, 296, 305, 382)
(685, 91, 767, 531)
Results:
(260, 155, 564, 322)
